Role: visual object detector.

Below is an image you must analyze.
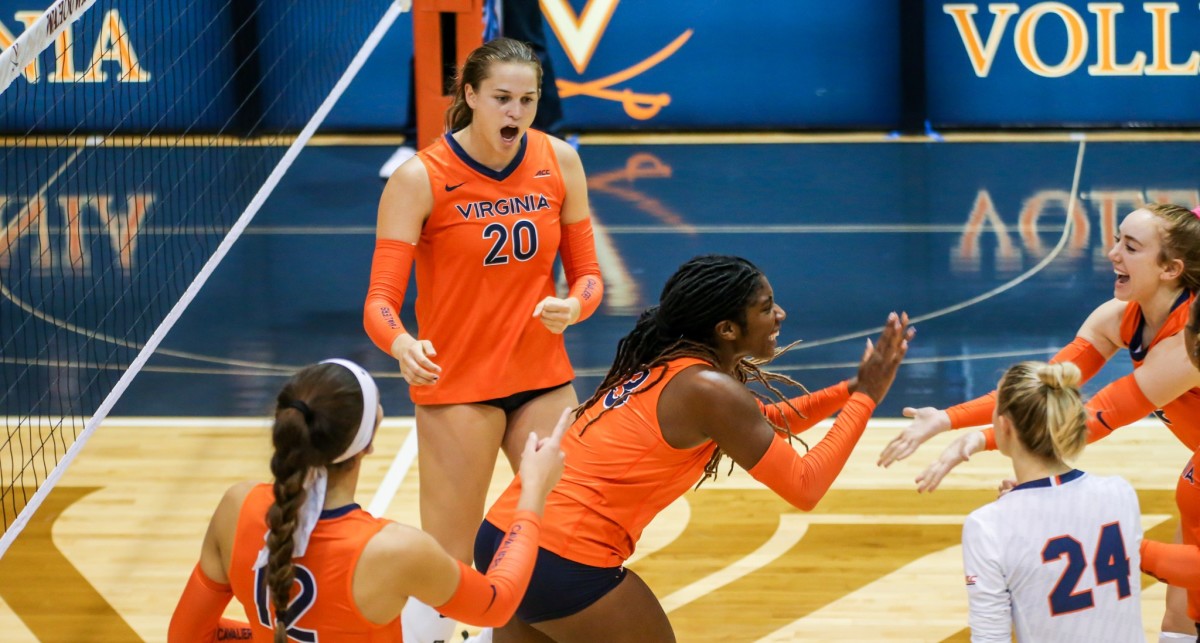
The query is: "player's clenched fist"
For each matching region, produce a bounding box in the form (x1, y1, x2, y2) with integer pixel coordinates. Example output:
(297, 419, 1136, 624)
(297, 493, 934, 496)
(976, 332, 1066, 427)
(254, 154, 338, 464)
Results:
(533, 296, 581, 335)
(393, 334, 442, 386)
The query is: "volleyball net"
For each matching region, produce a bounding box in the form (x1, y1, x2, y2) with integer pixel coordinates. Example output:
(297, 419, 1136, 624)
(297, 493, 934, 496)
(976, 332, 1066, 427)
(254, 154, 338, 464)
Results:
(0, 0, 410, 559)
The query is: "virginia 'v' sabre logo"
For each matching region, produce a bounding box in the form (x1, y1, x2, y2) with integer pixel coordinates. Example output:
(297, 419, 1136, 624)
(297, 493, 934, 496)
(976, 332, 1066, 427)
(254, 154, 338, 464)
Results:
(540, 0, 692, 120)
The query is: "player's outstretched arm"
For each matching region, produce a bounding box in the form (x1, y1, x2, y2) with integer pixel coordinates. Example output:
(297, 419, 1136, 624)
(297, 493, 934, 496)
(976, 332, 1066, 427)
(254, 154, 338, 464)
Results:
(359, 409, 571, 626)
(877, 405, 953, 468)
(914, 430, 987, 493)
(695, 313, 912, 511)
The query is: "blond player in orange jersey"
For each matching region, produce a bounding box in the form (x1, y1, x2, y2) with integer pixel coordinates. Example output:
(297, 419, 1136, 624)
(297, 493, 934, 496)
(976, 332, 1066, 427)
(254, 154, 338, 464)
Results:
(879, 203, 1200, 641)
(476, 255, 912, 642)
(364, 37, 601, 643)
(169, 360, 569, 643)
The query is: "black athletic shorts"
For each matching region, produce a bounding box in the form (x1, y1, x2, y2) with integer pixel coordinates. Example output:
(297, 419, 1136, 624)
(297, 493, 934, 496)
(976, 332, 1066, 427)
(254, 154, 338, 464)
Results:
(474, 519, 627, 624)
(477, 381, 572, 414)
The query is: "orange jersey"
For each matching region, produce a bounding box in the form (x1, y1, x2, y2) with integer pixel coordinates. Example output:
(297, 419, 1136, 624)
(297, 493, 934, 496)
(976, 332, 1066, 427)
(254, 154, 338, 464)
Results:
(227, 484, 401, 642)
(486, 358, 718, 568)
(1120, 291, 1200, 450)
(411, 129, 573, 404)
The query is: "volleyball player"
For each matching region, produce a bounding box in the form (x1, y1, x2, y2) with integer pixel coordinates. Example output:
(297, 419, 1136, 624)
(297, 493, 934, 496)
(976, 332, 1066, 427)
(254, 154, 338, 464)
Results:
(365, 37, 602, 642)
(1140, 289, 1200, 641)
(878, 203, 1200, 641)
(962, 361, 1143, 642)
(168, 359, 569, 642)
(476, 255, 912, 642)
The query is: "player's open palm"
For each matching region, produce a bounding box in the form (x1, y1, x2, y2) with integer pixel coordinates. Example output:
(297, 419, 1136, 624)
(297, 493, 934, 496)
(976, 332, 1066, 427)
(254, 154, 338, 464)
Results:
(853, 312, 914, 404)
(877, 406, 951, 468)
(915, 430, 986, 493)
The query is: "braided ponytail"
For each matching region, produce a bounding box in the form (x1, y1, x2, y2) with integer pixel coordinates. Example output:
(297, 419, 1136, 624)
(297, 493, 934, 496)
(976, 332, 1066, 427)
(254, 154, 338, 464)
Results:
(263, 363, 366, 638)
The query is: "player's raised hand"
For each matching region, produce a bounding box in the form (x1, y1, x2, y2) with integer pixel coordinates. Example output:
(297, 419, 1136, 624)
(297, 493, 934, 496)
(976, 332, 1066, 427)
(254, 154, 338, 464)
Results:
(394, 335, 441, 386)
(516, 408, 572, 515)
(853, 312, 914, 404)
(533, 296, 581, 334)
(915, 430, 986, 493)
(877, 406, 952, 468)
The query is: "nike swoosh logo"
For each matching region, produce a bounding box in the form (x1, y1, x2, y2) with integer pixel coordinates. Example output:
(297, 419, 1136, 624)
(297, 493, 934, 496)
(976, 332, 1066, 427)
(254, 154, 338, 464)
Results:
(445, 182, 465, 192)
(1096, 410, 1113, 431)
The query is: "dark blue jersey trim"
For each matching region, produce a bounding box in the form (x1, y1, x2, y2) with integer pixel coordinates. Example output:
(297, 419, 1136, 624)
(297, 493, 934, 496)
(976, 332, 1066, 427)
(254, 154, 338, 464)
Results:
(319, 503, 362, 520)
(1012, 468, 1085, 491)
(1129, 289, 1191, 362)
(445, 132, 528, 181)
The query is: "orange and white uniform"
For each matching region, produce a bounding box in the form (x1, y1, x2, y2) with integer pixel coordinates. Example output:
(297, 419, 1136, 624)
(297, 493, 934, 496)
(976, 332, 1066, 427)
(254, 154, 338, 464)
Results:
(226, 484, 401, 641)
(409, 130, 574, 405)
(486, 357, 717, 567)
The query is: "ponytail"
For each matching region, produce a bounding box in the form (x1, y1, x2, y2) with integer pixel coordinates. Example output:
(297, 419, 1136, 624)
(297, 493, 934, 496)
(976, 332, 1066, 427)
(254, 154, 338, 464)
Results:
(997, 361, 1087, 463)
(262, 362, 368, 637)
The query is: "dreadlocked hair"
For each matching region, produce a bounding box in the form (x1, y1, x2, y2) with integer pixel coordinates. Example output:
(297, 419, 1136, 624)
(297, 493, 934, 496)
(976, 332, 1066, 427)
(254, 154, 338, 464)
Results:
(576, 255, 811, 489)
(266, 363, 364, 642)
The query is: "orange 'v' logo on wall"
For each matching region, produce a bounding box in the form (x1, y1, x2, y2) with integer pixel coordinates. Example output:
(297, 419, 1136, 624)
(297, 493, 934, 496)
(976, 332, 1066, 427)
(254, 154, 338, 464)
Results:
(540, 0, 691, 120)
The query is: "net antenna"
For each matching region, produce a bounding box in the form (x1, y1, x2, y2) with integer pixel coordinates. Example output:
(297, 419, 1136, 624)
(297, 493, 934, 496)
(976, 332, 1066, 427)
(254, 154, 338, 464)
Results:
(0, 0, 410, 560)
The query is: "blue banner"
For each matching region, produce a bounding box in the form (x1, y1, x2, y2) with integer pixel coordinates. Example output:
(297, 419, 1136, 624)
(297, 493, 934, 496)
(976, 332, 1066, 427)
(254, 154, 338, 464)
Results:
(329, 1, 904, 132)
(536, 0, 901, 130)
(0, 0, 241, 132)
(927, 0, 1200, 126)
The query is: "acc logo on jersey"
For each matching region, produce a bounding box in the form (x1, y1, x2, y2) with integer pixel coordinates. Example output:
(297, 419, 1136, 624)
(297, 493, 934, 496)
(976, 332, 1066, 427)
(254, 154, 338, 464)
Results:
(541, 0, 692, 120)
(603, 369, 651, 408)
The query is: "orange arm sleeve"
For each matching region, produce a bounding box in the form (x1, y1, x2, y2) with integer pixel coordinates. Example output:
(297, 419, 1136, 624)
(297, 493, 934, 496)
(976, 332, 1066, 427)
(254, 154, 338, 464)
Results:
(747, 393, 877, 511)
(756, 381, 851, 435)
(560, 219, 603, 322)
(363, 239, 416, 356)
(979, 367, 1153, 452)
(947, 337, 1107, 430)
(435, 511, 541, 627)
(1141, 539, 1200, 590)
(1083, 372, 1157, 443)
(946, 392, 998, 430)
(168, 565, 252, 642)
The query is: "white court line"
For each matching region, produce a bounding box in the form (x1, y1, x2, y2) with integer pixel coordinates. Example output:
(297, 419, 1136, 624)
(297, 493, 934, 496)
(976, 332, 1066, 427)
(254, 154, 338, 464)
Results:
(368, 426, 418, 517)
(794, 140, 1088, 351)
(573, 347, 1061, 377)
(661, 513, 810, 614)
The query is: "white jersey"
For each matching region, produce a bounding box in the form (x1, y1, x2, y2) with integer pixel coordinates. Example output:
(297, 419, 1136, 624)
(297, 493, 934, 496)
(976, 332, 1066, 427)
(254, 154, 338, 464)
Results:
(962, 470, 1143, 643)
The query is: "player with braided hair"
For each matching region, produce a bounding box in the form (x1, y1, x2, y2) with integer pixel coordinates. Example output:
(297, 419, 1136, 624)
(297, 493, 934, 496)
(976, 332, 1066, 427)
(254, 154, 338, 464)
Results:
(475, 255, 913, 642)
(168, 359, 569, 642)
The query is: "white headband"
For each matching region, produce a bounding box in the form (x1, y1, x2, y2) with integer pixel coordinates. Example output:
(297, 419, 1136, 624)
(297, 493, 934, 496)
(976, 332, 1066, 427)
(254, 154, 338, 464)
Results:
(320, 358, 379, 463)
(254, 358, 380, 569)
